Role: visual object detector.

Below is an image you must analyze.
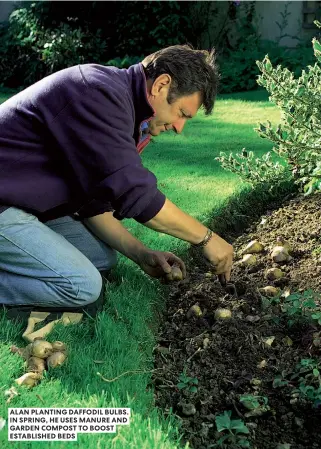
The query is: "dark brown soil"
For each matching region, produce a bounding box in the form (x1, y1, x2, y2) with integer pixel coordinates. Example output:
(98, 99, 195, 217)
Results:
(153, 193, 321, 449)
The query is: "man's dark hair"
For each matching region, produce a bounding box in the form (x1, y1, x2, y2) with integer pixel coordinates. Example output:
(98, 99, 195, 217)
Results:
(141, 44, 219, 115)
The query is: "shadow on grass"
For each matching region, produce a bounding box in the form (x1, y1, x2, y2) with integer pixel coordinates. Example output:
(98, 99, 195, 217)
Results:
(188, 179, 299, 271)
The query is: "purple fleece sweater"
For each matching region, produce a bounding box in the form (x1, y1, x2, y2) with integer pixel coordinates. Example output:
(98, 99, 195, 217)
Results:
(0, 63, 166, 223)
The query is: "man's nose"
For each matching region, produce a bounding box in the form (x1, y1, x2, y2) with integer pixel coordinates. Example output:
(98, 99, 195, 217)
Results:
(172, 118, 186, 134)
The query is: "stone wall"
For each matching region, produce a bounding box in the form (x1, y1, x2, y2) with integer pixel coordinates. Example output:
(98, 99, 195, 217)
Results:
(255, 0, 314, 47)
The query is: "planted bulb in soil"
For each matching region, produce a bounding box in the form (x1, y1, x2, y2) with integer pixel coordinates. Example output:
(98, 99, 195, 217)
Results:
(257, 360, 267, 369)
(240, 254, 257, 266)
(266, 268, 284, 281)
(186, 305, 203, 319)
(259, 286, 280, 298)
(214, 308, 232, 320)
(271, 246, 292, 263)
(281, 288, 291, 298)
(276, 237, 292, 254)
(243, 240, 264, 254)
(263, 336, 275, 347)
(203, 338, 210, 349)
(180, 403, 196, 416)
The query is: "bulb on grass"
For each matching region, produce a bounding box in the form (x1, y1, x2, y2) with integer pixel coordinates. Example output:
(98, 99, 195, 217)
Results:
(15, 372, 42, 388)
(10, 343, 33, 360)
(27, 356, 46, 373)
(46, 351, 66, 368)
(31, 340, 53, 359)
(52, 341, 67, 352)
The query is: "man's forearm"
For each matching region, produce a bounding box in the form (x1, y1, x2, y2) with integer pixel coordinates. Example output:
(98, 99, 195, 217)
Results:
(144, 198, 208, 244)
(83, 212, 147, 264)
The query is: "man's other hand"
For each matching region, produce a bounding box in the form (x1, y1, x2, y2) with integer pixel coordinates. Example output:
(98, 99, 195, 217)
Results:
(202, 233, 233, 286)
(137, 249, 186, 280)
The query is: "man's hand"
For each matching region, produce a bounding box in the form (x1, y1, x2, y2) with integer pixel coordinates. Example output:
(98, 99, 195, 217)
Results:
(201, 233, 233, 285)
(144, 199, 234, 285)
(136, 249, 186, 280)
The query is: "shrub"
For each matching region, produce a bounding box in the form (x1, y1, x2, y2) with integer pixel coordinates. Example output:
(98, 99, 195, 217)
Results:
(217, 1, 315, 94)
(0, 1, 197, 87)
(105, 55, 144, 70)
(218, 40, 314, 94)
(0, 4, 106, 87)
(216, 21, 321, 195)
(41, 24, 106, 74)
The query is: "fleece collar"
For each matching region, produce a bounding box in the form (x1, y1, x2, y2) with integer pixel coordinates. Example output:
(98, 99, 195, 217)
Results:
(126, 63, 155, 130)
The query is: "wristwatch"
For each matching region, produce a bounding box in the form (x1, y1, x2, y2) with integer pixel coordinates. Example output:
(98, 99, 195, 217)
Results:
(192, 229, 213, 248)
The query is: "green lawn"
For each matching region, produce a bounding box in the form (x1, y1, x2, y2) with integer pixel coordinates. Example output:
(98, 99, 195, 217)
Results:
(0, 88, 280, 448)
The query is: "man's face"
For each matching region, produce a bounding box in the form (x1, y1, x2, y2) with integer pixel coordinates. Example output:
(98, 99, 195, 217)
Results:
(146, 74, 202, 136)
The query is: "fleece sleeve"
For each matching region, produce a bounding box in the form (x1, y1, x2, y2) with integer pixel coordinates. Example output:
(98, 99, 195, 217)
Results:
(33, 65, 166, 223)
(73, 198, 114, 220)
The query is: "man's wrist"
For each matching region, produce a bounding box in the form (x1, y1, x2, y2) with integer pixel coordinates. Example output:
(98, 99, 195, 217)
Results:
(192, 228, 214, 248)
(128, 244, 148, 265)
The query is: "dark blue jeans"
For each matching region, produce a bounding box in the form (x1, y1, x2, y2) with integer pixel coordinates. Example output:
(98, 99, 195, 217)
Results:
(0, 207, 117, 307)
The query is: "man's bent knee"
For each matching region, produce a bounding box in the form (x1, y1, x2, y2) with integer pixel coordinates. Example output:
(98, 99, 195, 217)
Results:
(59, 266, 103, 307)
(76, 267, 103, 306)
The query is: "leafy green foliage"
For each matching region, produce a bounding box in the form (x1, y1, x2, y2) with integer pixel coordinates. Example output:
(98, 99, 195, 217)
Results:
(177, 369, 198, 394)
(218, 2, 315, 94)
(0, 1, 198, 87)
(0, 4, 106, 86)
(105, 55, 144, 70)
(239, 394, 269, 411)
(292, 359, 321, 408)
(0, 0, 317, 95)
(216, 148, 287, 187)
(210, 410, 250, 448)
(41, 24, 106, 73)
(273, 358, 321, 408)
(273, 374, 290, 388)
(312, 246, 321, 256)
(217, 20, 321, 193)
(280, 289, 321, 327)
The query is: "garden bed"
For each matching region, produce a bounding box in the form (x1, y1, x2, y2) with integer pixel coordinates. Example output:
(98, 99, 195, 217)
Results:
(153, 192, 321, 449)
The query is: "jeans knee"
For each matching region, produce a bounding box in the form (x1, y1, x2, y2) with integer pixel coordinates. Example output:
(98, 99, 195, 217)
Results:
(74, 266, 103, 306)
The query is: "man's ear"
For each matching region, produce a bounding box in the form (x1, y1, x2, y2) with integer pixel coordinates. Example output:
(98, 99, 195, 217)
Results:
(151, 74, 171, 97)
